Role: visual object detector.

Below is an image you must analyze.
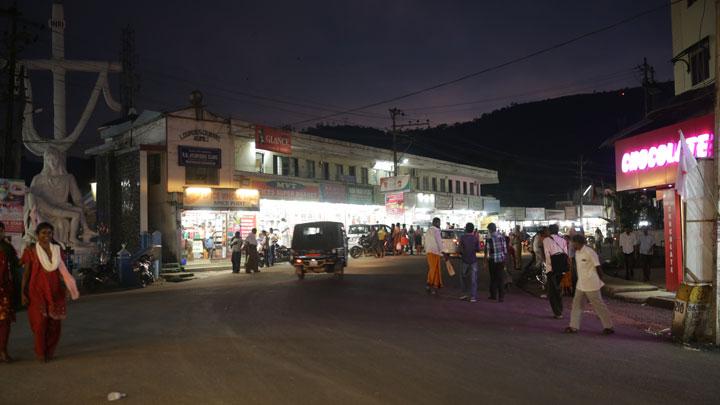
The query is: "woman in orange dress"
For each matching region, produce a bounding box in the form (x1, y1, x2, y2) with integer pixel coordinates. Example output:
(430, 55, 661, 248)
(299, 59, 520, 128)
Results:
(21, 222, 79, 362)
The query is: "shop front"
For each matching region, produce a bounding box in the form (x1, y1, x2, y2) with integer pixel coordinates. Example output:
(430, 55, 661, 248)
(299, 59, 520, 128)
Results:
(614, 113, 714, 291)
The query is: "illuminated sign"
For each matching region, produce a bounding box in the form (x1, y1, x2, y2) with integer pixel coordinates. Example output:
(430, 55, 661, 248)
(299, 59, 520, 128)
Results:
(255, 125, 292, 154)
(615, 114, 714, 192)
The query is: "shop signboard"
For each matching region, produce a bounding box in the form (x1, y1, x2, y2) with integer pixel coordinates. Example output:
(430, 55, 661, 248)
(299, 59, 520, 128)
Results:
(546, 209, 565, 220)
(453, 195, 469, 210)
(615, 113, 714, 192)
(243, 177, 320, 201)
(347, 185, 374, 204)
(0, 178, 26, 252)
(320, 183, 348, 203)
(178, 146, 222, 168)
(661, 189, 683, 292)
(435, 194, 453, 210)
(468, 196, 483, 211)
(525, 207, 545, 221)
(255, 125, 292, 154)
(483, 198, 500, 213)
(385, 192, 405, 216)
(380, 175, 411, 192)
(582, 205, 604, 218)
(183, 187, 260, 210)
(564, 205, 578, 220)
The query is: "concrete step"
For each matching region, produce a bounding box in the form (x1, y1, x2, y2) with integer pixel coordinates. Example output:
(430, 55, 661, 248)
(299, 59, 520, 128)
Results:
(162, 262, 180, 269)
(160, 272, 195, 282)
(160, 267, 186, 274)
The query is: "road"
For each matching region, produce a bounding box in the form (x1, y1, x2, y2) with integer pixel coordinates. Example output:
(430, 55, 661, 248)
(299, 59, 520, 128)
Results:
(1, 256, 719, 404)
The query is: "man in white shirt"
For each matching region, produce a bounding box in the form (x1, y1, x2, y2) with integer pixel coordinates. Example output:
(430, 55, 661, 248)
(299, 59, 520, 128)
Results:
(424, 217, 446, 295)
(565, 234, 614, 335)
(543, 224, 569, 319)
(638, 227, 655, 282)
(618, 227, 638, 280)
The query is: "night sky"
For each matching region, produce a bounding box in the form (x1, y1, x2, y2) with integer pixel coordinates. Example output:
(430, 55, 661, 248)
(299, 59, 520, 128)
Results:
(12, 0, 672, 156)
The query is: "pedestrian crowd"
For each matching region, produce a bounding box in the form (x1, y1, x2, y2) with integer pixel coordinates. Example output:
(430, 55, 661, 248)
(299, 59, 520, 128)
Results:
(229, 227, 282, 274)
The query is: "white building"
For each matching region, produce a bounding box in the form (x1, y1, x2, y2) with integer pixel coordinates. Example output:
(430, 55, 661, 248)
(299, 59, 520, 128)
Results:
(671, 0, 715, 95)
(88, 96, 499, 264)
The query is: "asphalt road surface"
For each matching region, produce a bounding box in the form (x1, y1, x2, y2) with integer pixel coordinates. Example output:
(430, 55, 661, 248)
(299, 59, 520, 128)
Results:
(1, 256, 719, 404)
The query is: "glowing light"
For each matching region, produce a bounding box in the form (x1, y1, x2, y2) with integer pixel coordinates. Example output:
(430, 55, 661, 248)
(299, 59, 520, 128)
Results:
(582, 185, 592, 196)
(621, 133, 713, 174)
(90, 182, 97, 201)
(185, 187, 212, 196)
(373, 160, 395, 171)
(235, 188, 259, 198)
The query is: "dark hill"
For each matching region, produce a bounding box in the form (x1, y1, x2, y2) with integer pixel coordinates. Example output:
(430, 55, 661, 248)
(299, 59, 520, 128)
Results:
(305, 83, 674, 207)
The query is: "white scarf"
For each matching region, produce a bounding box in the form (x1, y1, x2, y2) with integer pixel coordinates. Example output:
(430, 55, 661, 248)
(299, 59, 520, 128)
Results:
(36, 243, 61, 272)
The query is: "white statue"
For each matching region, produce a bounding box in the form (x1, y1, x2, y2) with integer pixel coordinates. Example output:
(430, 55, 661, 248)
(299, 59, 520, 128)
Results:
(21, 1, 121, 247)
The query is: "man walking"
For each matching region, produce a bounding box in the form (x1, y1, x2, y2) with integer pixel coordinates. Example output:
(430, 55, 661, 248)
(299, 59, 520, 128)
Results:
(638, 227, 655, 282)
(511, 225, 523, 270)
(543, 224, 569, 319)
(459, 223, 480, 302)
(267, 228, 277, 267)
(230, 231, 243, 274)
(245, 228, 259, 273)
(424, 217, 445, 295)
(565, 234, 614, 335)
(618, 227, 637, 280)
(408, 225, 415, 255)
(484, 223, 508, 302)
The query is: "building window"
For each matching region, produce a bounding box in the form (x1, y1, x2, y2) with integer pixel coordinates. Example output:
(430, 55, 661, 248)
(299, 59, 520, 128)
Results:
(448, 180, 453, 193)
(463, 182, 468, 195)
(361, 167, 369, 184)
(306, 159, 315, 178)
(290, 157, 299, 177)
(148, 153, 161, 185)
(688, 38, 710, 86)
(456, 180, 461, 194)
(273, 155, 290, 175)
(322, 162, 330, 180)
(431, 177, 437, 192)
(440, 179, 446, 192)
(335, 164, 344, 181)
(470, 183, 475, 196)
(255, 152, 264, 173)
(185, 166, 218, 185)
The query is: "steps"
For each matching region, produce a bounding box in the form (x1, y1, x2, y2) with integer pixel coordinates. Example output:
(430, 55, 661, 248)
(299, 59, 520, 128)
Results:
(160, 262, 195, 283)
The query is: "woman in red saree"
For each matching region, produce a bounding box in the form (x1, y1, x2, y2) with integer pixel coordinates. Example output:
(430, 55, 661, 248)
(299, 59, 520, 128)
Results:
(21, 222, 79, 362)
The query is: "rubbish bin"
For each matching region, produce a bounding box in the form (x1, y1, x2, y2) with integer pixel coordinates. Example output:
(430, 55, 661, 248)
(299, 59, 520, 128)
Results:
(116, 245, 134, 287)
(671, 282, 713, 343)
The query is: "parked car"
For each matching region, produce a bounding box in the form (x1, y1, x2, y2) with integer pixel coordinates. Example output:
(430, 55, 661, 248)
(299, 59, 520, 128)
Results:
(291, 221, 348, 280)
(441, 229, 465, 256)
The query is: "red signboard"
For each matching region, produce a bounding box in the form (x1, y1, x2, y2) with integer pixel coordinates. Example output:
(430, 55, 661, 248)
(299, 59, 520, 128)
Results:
(615, 114, 714, 191)
(385, 192, 405, 216)
(661, 189, 683, 292)
(245, 177, 320, 201)
(255, 125, 292, 154)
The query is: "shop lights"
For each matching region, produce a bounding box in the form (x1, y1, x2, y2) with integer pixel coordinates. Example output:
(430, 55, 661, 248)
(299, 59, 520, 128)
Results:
(373, 160, 395, 172)
(185, 187, 212, 196)
(90, 182, 97, 201)
(620, 133, 713, 174)
(235, 188, 259, 197)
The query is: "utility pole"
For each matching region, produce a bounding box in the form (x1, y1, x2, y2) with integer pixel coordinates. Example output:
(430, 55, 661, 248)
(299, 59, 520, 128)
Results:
(388, 107, 430, 177)
(1, 3, 40, 179)
(637, 57, 657, 117)
(119, 25, 139, 118)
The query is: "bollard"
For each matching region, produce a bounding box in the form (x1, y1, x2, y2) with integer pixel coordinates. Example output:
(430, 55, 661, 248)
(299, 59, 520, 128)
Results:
(672, 282, 713, 343)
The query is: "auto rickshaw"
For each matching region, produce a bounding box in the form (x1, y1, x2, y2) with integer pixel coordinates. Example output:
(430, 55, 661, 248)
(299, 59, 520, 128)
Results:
(290, 221, 348, 280)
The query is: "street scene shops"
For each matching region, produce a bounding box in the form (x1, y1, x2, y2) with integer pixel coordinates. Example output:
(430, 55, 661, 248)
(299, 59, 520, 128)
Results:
(87, 96, 499, 265)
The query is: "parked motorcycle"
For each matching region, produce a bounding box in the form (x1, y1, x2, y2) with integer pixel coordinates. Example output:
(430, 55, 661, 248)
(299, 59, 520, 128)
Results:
(350, 235, 374, 259)
(132, 254, 155, 287)
(79, 247, 117, 293)
(259, 244, 290, 267)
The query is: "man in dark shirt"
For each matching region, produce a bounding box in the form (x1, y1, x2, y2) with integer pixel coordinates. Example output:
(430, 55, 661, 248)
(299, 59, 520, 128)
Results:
(458, 223, 480, 302)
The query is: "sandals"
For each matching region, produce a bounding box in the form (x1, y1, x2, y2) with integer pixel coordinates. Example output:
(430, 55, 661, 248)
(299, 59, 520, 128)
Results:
(563, 327, 578, 334)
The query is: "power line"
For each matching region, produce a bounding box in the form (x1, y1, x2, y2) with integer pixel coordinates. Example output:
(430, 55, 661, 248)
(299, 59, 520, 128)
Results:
(287, 1, 681, 127)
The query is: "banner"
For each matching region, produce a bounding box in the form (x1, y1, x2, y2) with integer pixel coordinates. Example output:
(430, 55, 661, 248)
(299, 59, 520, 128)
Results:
(242, 177, 320, 201)
(468, 196, 483, 211)
(385, 192, 405, 216)
(662, 189, 683, 292)
(546, 209, 565, 220)
(183, 187, 259, 210)
(452, 195, 469, 210)
(0, 179, 26, 252)
(380, 175, 411, 192)
(320, 183, 347, 203)
(347, 185, 374, 205)
(525, 207, 545, 221)
(435, 194, 453, 210)
(582, 205, 603, 218)
(482, 198, 500, 213)
(255, 125, 292, 154)
(564, 206, 578, 220)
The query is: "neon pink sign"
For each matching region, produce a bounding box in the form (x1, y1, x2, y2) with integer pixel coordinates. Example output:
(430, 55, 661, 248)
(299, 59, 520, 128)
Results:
(615, 113, 714, 192)
(620, 133, 713, 173)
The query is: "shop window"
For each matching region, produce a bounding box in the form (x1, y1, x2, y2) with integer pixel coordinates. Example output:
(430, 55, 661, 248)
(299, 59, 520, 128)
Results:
(431, 177, 437, 192)
(185, 165, 219, 185)
(463, 181, 467, 195)
(440, 179, 446, 192)
(290, 157, 299, 177)
(255, 152, 264, 173)
(306, 159, 315, 178)
(688, 38, 710, 85)
(322, 162, 330, 180)
(361, 167, 369, 184)
(348, 166, 356, 182)
(148, 153, 161, 185)
(422, 176, 429, 190)
(455, 180, 461, 194)
(470, 183, 475, 196)
(335, 164, 344, 181)
(448, 180, 453, 193)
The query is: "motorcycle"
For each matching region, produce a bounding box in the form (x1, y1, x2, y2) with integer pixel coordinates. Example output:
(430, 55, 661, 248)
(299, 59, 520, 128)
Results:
(132, 254, 155, 287)
(350, 235, 374, 259)
(259, 243, 290, 267)
(79, 246, 117, 292)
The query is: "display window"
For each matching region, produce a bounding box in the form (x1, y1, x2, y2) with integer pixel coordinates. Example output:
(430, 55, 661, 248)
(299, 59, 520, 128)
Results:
(181, 210, 257, 263)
